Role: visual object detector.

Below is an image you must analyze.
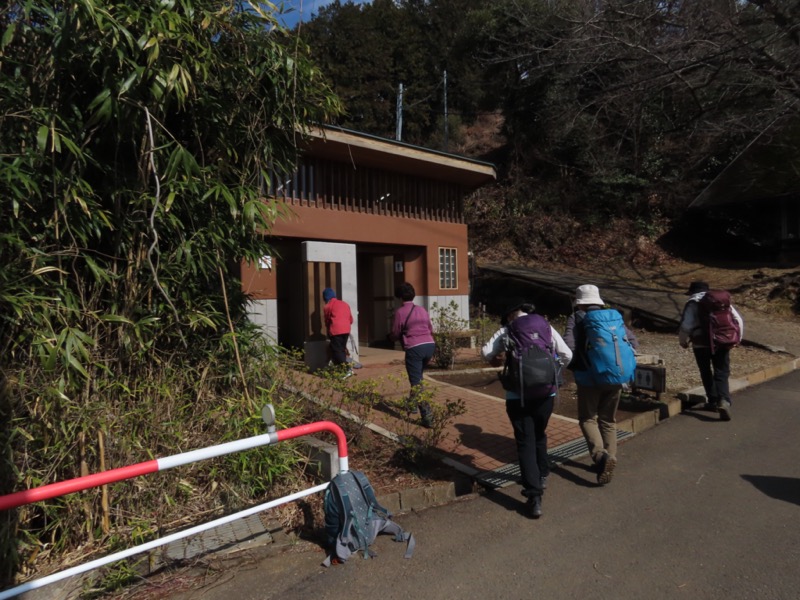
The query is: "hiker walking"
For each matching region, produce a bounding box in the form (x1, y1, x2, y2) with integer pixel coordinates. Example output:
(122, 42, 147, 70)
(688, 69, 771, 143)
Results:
(390, 282, 436, 428)
(678, 281, 744, 421)
(323, 287, 354, 378)
(481, 301, 572, 519)
(564, 285, 638, 485)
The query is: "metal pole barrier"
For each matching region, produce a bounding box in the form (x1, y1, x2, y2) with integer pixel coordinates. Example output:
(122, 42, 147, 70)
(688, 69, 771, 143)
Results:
(0, 420, 348, 512)
(0, 483, 329, 600)
(0, 420, 348, 599)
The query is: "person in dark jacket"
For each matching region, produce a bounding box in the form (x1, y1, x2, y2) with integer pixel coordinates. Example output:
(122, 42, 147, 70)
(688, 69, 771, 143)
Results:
(678, 280, 744, 421)
(390, 282, 435, 427)
(564, 284, 638, 485)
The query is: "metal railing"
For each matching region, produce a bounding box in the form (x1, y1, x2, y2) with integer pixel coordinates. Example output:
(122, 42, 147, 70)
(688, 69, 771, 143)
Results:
(0, 413, 348, 599)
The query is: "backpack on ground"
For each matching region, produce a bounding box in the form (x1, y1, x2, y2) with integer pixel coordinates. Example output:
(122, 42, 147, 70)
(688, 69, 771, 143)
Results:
(581, 309, 637, 385)
(322, 470, 414, 567)
(698, 290, 742, 352)
(500, 313, 559, 403)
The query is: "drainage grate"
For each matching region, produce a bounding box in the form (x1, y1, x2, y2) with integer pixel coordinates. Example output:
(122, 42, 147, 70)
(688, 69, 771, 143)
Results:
(474, 462, 522, 489)
(475, 429, 635, 489)
(161, 514, 274, 563)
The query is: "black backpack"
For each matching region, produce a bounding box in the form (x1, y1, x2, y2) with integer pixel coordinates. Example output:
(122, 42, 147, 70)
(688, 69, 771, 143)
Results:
(322, 470, 415, 566)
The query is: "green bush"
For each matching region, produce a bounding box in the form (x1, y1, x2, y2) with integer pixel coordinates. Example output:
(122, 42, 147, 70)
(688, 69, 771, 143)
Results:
(430, 301, 469, 369)
(382, 377, 466, 466)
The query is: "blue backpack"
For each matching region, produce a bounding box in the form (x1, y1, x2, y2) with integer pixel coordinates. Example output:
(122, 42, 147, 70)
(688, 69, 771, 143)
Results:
(322, 470, 415, 566)
(580, 309, 637, 385)
(501, 313, 559, 403)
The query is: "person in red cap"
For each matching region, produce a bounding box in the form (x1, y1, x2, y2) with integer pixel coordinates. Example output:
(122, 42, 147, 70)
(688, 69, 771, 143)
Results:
(323, 287, 353, 377)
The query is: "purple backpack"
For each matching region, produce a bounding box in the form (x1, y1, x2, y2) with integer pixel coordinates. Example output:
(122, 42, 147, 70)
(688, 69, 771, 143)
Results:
(698, 290, 742, 352)
(501, 314, 559, 403)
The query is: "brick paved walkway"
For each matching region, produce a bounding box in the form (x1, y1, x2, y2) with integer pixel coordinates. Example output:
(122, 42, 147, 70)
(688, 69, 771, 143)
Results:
(347, 346, 585, 478)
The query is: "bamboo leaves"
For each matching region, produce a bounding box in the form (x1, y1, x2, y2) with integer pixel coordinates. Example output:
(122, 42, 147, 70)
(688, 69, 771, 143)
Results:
(0, 0, 341, 579)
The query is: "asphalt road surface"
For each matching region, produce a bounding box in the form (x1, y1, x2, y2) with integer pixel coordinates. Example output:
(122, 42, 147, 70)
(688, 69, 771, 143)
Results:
(163, 370, 800, 600)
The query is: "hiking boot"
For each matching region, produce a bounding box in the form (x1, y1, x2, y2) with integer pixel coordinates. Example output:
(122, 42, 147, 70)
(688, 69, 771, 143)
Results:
(342, 370, 354, 380)
(591, 453, 604, 474)
(526, 496, 543, 519)
(597, 453, 617, 485)
(718, 401, 732, 421)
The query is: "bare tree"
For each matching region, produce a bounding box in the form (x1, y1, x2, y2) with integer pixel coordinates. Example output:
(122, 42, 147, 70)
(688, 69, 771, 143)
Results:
(479, 0, 800, 214)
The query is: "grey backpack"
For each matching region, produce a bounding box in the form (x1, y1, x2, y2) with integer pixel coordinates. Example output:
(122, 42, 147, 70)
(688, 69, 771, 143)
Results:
(322, 470, 415, 566)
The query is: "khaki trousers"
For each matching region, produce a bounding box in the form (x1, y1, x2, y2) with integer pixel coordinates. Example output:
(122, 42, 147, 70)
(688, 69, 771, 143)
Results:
(577, 384, 622, 463)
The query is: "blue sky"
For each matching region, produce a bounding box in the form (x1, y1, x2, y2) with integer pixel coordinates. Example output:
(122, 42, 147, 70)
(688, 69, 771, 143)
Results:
(275, 0, 373, 29)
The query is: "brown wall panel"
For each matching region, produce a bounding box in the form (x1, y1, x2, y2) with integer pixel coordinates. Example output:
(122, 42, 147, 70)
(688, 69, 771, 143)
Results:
(270, 205, 468, 296)
(241, 257, 278, 299)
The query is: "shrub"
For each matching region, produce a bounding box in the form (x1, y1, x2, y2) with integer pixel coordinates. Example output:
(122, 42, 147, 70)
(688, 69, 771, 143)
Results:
(430, 301, 469, 369)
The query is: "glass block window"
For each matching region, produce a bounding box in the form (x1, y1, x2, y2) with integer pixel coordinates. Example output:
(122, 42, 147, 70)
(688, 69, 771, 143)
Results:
(439, 247, 457, 289)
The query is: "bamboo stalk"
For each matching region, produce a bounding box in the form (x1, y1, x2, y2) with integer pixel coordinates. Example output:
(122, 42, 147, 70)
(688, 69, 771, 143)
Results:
(79, 432, 92, 537)
(98, 431, 110, 534)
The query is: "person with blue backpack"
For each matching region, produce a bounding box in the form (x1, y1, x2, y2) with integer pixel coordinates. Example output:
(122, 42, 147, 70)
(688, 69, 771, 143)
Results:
(564, 285, 638, 486)
(481, 300, 572, 519)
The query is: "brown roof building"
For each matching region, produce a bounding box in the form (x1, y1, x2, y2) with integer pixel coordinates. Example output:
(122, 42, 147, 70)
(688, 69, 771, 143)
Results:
(241, 126, 496, 368)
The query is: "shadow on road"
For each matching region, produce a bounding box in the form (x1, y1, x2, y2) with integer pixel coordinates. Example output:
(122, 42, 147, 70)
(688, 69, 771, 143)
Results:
(552, 458, 600, 489)
(741, 475, 800, 507)
(454, 423, 516, 465)
(481, 487, 531, 518)
(678, 408, 724, 423)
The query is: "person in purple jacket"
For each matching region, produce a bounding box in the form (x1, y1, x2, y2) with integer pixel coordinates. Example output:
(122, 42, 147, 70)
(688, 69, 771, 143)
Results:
(391, 282, 436, 427)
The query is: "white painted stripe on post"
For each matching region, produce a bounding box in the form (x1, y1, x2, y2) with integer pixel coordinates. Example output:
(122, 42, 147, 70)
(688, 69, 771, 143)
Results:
(156, 432, 279, 471)
(339, 456, 349, 473)
(0, 482, 330, 600)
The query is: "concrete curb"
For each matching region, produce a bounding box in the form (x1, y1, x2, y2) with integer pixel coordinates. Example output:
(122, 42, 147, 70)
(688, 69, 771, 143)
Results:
(625, 356, 800, 435)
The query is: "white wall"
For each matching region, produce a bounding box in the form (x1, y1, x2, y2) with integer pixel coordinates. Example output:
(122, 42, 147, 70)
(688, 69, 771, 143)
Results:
(302, 241, 359, 371)
(246, 298, 278, 342)
(418, 294, 471, 330)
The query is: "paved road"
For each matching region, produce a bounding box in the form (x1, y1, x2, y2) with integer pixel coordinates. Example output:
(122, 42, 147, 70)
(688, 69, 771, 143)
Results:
(161, 370, 800, 600)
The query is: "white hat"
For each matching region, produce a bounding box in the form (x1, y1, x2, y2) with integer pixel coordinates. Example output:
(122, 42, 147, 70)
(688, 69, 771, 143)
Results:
(574, 284, 604, 306)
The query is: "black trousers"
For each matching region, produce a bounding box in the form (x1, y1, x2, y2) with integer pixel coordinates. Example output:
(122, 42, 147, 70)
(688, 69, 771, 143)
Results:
(506, 395, 554, 498)
(693, 346, 731, 404)
(329, 333, 349, 365)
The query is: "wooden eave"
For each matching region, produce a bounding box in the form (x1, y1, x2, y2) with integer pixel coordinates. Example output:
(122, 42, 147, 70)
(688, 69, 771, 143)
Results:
(301, 126, 497, 189)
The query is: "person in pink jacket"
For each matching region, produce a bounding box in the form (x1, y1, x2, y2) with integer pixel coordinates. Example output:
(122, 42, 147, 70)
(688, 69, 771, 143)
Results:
(323, 288, 353, 375)
(391, 282, 435, 427)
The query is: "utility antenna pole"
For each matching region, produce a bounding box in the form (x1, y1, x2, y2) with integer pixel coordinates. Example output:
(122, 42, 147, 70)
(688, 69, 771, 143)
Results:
(443, 70, 448, 151)
(396, 82, 404, 141)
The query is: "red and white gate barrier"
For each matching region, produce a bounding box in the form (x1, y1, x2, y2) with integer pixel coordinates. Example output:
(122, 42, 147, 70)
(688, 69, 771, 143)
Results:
(0, 420, 348, 600)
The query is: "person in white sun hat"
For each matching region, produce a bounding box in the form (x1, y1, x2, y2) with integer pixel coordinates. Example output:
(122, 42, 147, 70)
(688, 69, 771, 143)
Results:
(563, 284, 638, 486)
